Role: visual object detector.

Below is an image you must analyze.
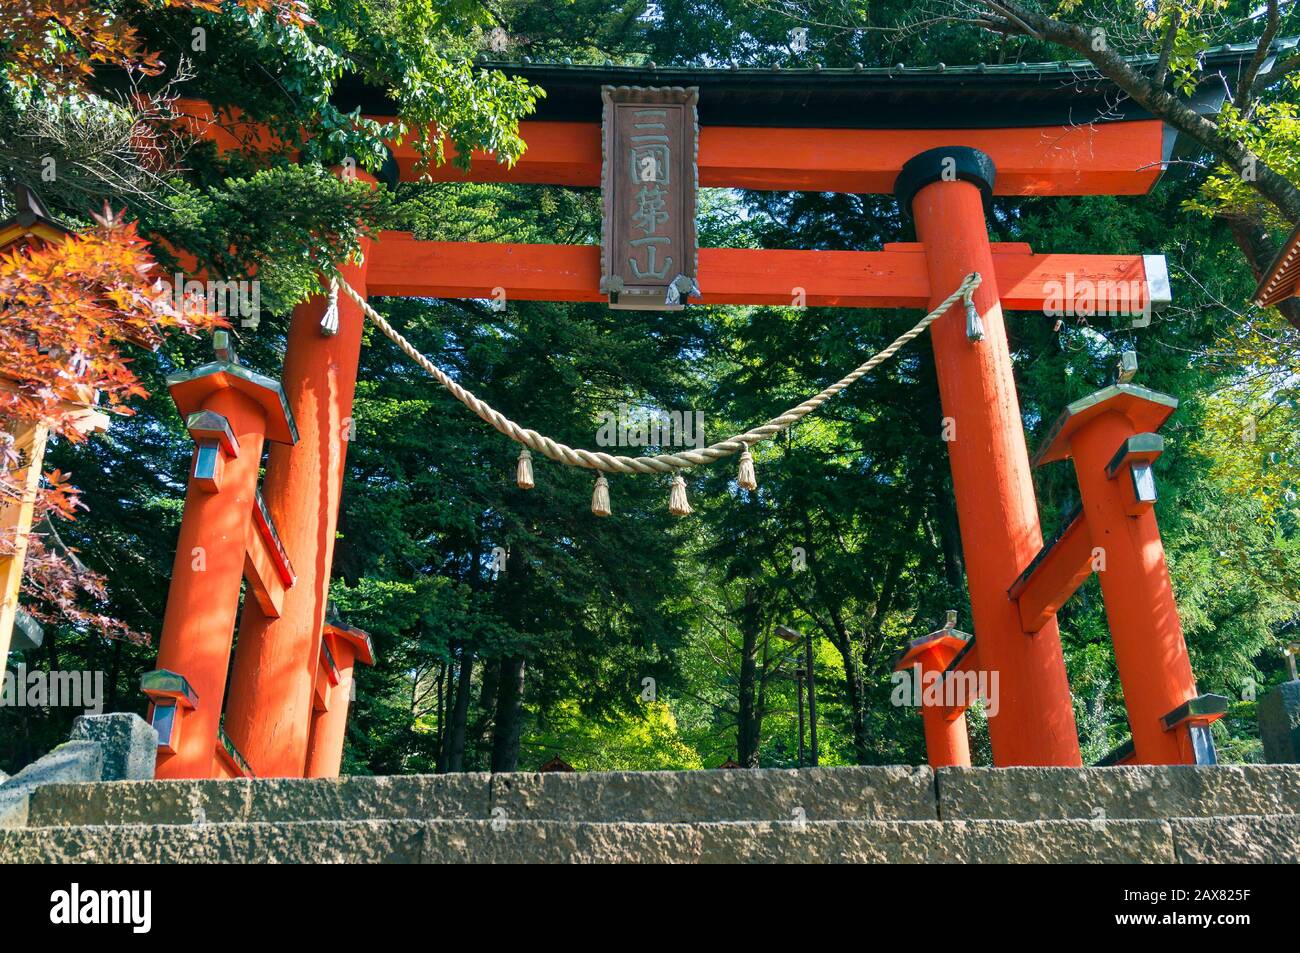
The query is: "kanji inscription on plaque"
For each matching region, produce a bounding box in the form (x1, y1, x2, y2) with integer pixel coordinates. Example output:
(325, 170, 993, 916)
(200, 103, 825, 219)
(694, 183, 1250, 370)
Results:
(599, 86, 699, 310)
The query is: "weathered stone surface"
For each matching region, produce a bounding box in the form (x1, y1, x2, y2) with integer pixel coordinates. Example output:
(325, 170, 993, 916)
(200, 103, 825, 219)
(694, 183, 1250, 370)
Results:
(694, 820, 951, 863)
(1169, 814, 1300, 863)
(34, 768, 935, 827)
(1259, 681, 1300, 763)
(69, 713, 157, 781)
(0, 741, 102, 829)
(1, 818, 1188, 863)
(28, 773, 492, 826)
(422, 821, 706, 864)
(243, 774, 491, 823)
(0, 820, 425, 863)
(695, 819, 1174, 863)
(9, 766, 1299, 863)
(0, 797, 24, 830)
(30, 779, 254, 827)
(957, 819, 1176, 863)
(490, 766, 937, 822)
(936, 765, 1300, 820)
(3, 820, 694, 864)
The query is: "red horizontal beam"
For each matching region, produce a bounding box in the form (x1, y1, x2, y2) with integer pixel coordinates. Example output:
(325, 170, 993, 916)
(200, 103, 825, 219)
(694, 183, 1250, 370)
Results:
(366, 233, 1156, 312)
(1008, 509, 1095, 633)
(250, 495, 295, 587)
(174, 99, 1164, 196)
(391, 120, 1165, 196)
(243, 518, 287, 619)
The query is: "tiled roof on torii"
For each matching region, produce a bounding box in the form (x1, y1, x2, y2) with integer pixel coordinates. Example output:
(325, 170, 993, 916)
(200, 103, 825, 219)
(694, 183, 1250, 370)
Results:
(335, 38, 1292, 131)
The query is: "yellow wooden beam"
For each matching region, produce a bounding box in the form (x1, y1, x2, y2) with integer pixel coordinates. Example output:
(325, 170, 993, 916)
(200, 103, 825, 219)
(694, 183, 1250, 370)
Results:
(0, 420, 49, 685)
(0, 399, 108, 685)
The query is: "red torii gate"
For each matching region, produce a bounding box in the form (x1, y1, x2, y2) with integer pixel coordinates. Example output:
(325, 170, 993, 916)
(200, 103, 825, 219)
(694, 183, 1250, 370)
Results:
(145, 52, 1252, 778)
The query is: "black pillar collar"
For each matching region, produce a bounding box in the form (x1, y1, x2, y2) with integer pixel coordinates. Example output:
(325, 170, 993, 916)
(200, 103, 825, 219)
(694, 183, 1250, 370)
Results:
(894, 146, 997, 220)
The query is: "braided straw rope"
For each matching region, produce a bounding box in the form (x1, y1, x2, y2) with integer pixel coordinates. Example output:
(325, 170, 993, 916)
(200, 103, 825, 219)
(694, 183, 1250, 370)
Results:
(337, 272, 981, 475)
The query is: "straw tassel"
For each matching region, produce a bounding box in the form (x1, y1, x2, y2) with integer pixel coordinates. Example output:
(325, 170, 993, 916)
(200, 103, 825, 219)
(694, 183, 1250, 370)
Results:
(516, 447, 534, 489)
(668, 473, 692, 516)
(591, 475, 611, 517)
(964, 298, 985, 343)
(737, 448, 757, 491)
(320, 278, 340, 336)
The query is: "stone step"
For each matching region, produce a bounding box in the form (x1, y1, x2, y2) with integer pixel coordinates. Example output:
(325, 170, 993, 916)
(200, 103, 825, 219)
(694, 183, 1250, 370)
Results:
(937, 764, 1300, 820)
(27, 766, 936, 826)
(4, 815, 1298, 863)
(25, 765, 1300, 828)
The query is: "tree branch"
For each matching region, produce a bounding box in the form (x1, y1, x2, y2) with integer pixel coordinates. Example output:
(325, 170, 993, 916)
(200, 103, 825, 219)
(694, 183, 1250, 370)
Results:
(1154, 8, 1181, 90)
(1237, 0, 1281, 110)
(1250, 49, 1300, 99)
(980, 0, 1040, 40)
(963, 0, 1300, 223)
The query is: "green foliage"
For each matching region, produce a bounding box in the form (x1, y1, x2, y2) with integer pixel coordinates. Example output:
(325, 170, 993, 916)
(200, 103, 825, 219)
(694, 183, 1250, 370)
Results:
(155, 165, 397, 310)
(529, 699, 704, 770)
(1186, 97, 1300, 231)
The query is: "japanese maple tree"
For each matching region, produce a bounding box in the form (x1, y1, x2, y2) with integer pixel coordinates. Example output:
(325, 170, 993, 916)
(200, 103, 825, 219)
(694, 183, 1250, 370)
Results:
(0, 208, 220, 642)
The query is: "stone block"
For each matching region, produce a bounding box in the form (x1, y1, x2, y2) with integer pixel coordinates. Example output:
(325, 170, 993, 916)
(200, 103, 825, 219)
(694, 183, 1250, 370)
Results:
(0, 741, 102, 828)
(937, 765, 1300, 820)
(69, 713, 157, 781)
(1259, 681, 1300, 763)
(28, 773, 492, 826)
(1170, 814, 1300, 863)
(490, 766, 936, 822)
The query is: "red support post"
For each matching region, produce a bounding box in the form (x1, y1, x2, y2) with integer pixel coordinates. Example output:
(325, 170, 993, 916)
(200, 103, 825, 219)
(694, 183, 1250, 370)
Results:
(894, 628, 973, 768)
(150, 342, 296, 778)
(1036, 385, 1224, 763)
(304, 619, 375, 777)
(900, 147, 1082, 766)
(225, 201, 374, 777)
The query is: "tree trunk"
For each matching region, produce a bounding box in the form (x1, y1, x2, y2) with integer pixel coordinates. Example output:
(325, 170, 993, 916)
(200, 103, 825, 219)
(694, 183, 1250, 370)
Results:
(756, 631, 774, 760)
(106, 637, 122, 711)
(469, 656, 500, 764)
(736, 588, 761, 766)
(840, 643, 870, 763)
(920, 343, 965, 592)
(490, 655, 526, 771)
(447, 650, 474, 771)
(435, 656, 456, 773)
(431, 663, 447, 771)
(796, 507, 873, 763)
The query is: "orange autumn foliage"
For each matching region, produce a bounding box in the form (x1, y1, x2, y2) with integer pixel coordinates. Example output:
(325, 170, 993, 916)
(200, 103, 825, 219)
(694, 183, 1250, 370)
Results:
(1, 0, 313, 93)
(0, 1, 307, 645)
(0, 206, 221, 430)
(0, 207, 222, 642)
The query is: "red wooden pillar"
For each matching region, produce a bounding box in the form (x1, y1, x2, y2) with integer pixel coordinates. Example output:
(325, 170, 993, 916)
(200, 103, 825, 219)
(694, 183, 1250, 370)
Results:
(1036, 386, 1224, 763)
(225, 196, 374, 777)
(304, 618, 375, 777)
(921, 698, 970, 768)
(898, 148, 1081, 766)
(894, 626, 972, 768)
(149, 344, 296, 778)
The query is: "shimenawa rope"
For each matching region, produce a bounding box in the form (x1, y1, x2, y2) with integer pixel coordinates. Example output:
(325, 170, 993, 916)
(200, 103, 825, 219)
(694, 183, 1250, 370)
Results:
(332, 272, 982, 510)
